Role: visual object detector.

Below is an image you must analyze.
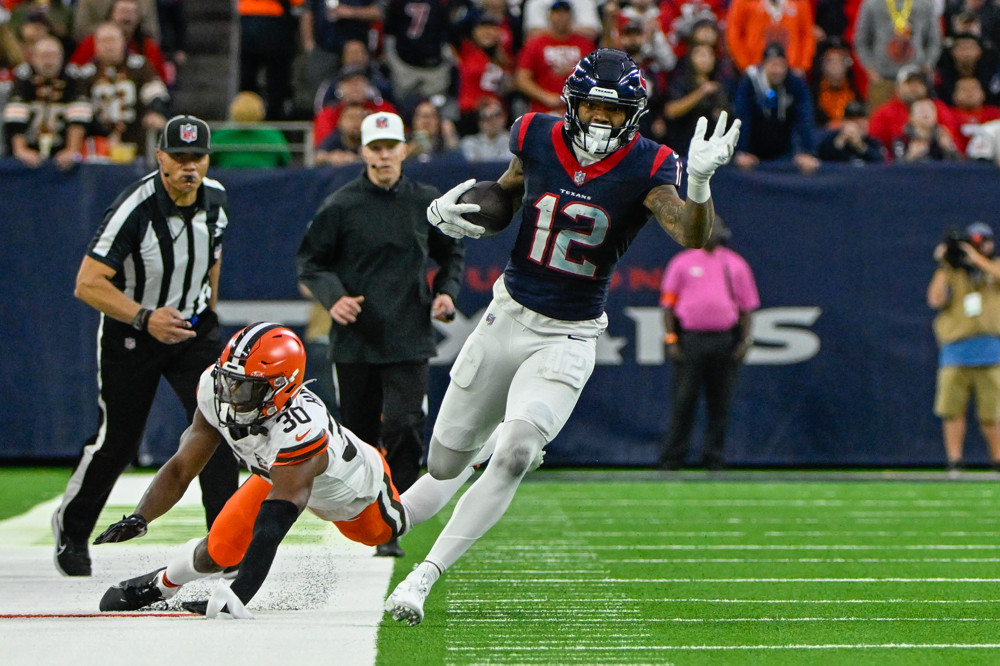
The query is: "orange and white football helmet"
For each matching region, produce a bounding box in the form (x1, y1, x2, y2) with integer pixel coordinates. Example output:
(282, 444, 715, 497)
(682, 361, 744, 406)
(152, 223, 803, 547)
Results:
(212, 322, 306, 428)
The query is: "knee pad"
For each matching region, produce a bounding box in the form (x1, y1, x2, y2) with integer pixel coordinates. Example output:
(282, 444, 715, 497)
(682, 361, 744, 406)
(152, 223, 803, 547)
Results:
(427, 436, 477, 480)
(492, 420, 545, 478)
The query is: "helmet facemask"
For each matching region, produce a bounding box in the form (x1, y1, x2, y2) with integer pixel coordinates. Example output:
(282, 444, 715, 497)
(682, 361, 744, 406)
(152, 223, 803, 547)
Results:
(565, 93, 646, 155)
(213, 364, 292, 428)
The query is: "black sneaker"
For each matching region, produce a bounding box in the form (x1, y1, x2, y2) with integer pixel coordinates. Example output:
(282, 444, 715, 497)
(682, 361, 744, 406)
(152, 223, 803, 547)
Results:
(375, 538, 405, 558)
(100, 568, 170, 611)
(52, 512, 91, 577)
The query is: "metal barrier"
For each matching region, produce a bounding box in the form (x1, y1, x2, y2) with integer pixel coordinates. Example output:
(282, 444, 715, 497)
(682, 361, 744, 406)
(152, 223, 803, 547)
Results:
(144, 121, 316, 167)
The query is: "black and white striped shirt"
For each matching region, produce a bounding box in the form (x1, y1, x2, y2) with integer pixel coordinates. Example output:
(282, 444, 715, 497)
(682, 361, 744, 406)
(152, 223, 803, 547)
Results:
(87, 171, 228, 320)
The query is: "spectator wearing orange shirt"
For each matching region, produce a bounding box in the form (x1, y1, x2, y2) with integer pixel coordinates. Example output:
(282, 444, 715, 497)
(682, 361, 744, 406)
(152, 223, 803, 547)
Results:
(809, 37, 861, 128)
(725, 0, 816, 74)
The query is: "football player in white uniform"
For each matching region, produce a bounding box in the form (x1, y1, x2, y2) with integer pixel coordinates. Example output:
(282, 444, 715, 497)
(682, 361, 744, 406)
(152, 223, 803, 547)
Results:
(94, 322, 479, 617)
(384, 48, 739, 626)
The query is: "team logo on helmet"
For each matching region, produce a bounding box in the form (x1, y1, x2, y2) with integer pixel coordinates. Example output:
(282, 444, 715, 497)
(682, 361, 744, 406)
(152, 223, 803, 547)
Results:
(180, 123, 198, 143)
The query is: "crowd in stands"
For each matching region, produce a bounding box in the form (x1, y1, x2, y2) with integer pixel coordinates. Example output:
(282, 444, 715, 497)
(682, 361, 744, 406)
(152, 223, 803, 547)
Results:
(5, 0, 1000, 168)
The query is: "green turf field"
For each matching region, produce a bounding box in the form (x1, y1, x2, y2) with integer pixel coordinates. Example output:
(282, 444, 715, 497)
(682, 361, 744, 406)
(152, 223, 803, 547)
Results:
(0, 468, 71, 520)
(377, 475, 1000, 665)
(6, 468, 1000, 664)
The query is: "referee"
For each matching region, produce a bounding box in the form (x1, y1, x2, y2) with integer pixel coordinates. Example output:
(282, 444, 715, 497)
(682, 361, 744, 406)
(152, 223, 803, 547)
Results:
(53, 115, 240, 576)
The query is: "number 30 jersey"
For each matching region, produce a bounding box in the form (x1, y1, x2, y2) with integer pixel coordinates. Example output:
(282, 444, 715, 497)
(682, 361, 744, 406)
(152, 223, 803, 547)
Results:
(504, 112, 682, 321)
(196, 369, 385, 522)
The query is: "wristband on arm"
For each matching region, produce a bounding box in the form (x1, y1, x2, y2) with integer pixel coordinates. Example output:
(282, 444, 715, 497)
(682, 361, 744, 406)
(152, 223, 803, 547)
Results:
(131, 307, 152, 332)
(228, 499, 300, 605)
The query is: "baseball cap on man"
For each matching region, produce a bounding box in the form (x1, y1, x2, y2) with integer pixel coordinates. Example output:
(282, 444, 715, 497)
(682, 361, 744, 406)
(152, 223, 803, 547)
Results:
(896, 65, 927, 86)
(762, 42, 786, 62)
(361, 112, 406, 146)
(843, 100, 868, 119)
(551, 0, 572, 12)
(967, 221, 994, 240)
(159, 115, 211, 154)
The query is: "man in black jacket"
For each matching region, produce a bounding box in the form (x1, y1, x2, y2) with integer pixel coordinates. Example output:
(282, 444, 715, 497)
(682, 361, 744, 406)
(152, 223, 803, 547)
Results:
(297, 111, 464, 557)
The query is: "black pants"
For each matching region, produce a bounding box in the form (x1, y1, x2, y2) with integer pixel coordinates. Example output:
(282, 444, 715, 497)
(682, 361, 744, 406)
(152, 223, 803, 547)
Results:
(660, 330, 741, 469)
(56, 311, 239, 543)
(239, 16, 295, 120)
(334, 360, 428, 493)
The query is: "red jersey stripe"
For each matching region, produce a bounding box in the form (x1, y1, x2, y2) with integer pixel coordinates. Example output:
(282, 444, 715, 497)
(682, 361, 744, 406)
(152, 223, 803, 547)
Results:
(517, 113, 538, 151)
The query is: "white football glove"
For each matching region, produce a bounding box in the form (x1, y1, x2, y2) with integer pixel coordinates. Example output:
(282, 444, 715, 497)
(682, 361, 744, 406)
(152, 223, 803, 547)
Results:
(686, 111, 741, 203)
(427, 178, 485, 239)
(205, 580, 254, 620)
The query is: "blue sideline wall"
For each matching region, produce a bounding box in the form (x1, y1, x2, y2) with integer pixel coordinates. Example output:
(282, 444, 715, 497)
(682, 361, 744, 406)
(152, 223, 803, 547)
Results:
(2, 159, 999, 467)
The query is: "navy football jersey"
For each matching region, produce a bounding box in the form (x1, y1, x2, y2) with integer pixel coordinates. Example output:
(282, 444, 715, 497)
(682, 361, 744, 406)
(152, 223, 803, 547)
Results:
(504, 113, 682, 321)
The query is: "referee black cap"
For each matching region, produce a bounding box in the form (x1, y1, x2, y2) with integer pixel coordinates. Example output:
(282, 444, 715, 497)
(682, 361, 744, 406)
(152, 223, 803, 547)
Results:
(159, 115, 211, 155)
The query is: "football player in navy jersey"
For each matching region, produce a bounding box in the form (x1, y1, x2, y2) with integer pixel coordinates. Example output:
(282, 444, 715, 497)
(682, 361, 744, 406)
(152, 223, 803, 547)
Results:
(385, 48, 740, 626)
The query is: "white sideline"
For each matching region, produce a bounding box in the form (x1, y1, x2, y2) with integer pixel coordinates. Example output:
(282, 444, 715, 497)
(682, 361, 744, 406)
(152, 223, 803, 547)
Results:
(0, 475, 391, 666)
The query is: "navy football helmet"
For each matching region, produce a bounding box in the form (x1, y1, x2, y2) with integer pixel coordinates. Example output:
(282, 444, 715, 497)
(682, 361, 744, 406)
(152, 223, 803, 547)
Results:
(562, 48, 648, 155)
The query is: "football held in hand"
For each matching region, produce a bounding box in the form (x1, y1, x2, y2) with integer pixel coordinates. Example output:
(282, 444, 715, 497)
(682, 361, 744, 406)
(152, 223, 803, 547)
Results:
(456, 181, 514, 237)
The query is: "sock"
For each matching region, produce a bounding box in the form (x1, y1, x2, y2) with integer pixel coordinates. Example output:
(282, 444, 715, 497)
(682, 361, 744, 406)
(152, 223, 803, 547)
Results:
(163, 537, 210, 590)
(424, 456, 525, 572)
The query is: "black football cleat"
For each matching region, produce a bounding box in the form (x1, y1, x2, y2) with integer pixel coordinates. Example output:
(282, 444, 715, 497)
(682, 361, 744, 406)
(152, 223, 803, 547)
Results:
(100, 568, 170, 611)
(375, 538, 405, 558)
(52, 513, 91, 577)
(181, 599, 208, 615)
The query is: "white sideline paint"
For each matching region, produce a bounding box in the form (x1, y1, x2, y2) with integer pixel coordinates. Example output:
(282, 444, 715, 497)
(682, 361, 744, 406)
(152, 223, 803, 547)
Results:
(0, 475, 391, 666)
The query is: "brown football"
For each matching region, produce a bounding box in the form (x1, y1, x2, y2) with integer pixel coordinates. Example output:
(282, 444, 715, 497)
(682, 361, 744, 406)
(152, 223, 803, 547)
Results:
(456, 181, 514, 237)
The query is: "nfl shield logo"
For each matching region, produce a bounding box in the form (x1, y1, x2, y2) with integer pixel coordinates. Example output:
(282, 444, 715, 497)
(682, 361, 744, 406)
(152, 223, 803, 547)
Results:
(124, 337, 136, 350)
(486, 313, 496, 326)
(574, 171, 586, 186)
(376, 117, 389, 129)
(180, 123, 198, 143)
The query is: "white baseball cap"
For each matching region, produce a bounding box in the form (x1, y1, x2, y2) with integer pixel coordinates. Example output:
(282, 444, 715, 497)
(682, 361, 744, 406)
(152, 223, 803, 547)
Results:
(361, 112, 406, 146)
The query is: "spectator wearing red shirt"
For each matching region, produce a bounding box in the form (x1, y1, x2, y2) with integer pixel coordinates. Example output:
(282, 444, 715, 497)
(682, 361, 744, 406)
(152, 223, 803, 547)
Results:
(313, 66, 397, 146)
(658, 0, 728, 51)
(456, 13, 512, 136)
(868, 65, 961, 157)
(69, 0, 167, 82)
(479, 0, 520, 54)
(950, 76, 1000, 153)
(514, 0, 595, 115)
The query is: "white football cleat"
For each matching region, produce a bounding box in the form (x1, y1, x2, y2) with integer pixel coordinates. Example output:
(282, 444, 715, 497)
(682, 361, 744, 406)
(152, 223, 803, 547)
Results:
(384, 563, 437, 626)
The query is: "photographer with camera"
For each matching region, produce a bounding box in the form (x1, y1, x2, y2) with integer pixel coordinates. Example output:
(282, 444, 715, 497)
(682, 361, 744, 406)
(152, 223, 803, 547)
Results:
(927, 222, 1000, 475)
